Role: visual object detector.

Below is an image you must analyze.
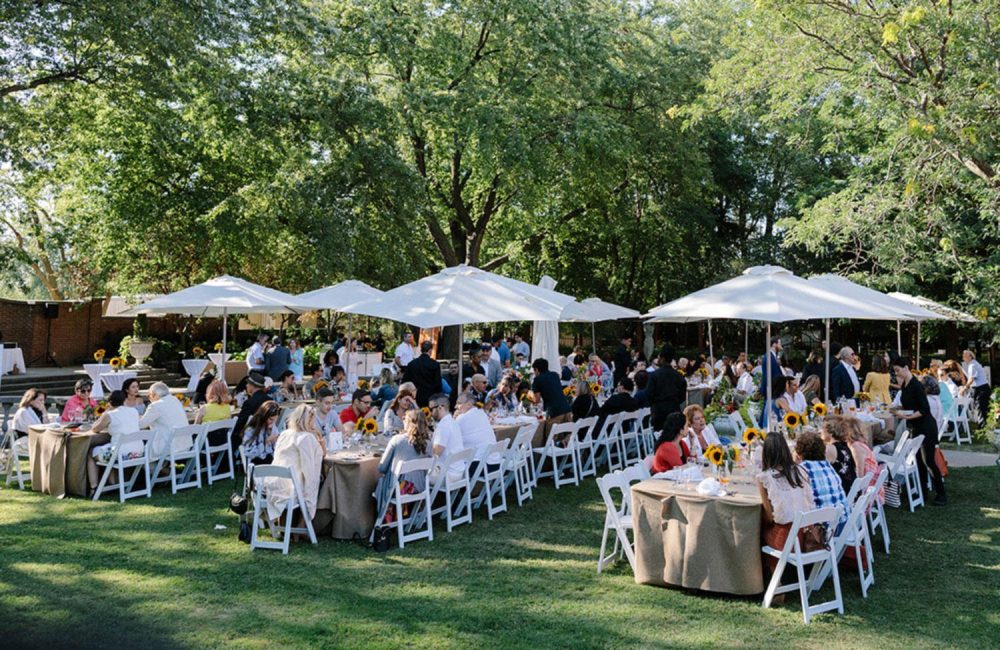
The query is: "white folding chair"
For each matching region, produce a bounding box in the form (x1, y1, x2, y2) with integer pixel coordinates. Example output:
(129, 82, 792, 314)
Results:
(761, 506, 844, 624)
(533, 421, 579, 489)
(867, 468, 891, 554)
(875, 430, 909, 470)
(574, 416, 599, 479)
(470, 439, 511, 519)
(503, 427, 536, 506)
(637, 407, 654, 456)
(945, 396, 973, 445)
(619, 461, 651, 484)
(248, 464, 318, 554)
(428, 447, 476, 532)
(845, 471, 875, 509)
(92, 431, 153, 503)
(596, 472, 635, 573)
(813, 487, 878, 598)
(896, 435, 926, 511)
(388, 457, 434, 548)
(3, 429, 30, 489)
(591, 413, 622, 472)
(152, 424, 206, 494)
(202, 418, 237, 484)
(617, 411, 644, 467)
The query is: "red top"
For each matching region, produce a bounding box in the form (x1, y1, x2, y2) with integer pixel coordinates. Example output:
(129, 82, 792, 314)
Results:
(339, 407, 361, 425)
(652, 441, 683, 474)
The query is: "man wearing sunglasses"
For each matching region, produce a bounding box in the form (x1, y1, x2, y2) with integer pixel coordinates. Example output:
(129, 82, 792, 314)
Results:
(339, 389, 377, 426)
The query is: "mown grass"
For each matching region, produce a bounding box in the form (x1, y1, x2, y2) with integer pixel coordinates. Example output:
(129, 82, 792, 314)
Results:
(1, 466, 998, 649)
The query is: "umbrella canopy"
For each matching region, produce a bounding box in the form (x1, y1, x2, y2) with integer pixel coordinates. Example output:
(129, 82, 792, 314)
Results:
(120, 275, 307, 317)
(104, 294, 163, 318)
(295, 280, 384, 311)
(337, 264, 577, 328)
(887, 292, 980, 323)
(644, 265, 908, 323)
(807, 275, 939, 321)
(531, 276, 562, 373)
(560, 297, 641, 322)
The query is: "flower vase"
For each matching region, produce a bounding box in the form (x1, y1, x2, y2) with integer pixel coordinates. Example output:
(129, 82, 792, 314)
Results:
(720, 461, 732, 484)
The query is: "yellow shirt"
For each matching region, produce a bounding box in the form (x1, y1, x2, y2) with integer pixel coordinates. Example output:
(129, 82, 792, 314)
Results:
(202, 402, 232, 423)
(863, 372, 891, 404)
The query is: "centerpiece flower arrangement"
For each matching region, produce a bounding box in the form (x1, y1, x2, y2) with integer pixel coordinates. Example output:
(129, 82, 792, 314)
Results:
(214, 343, 224, 353)
(192, 346, 206, 359)
(741, 426, 765, 446)
(704, 443, 739, 478)
(853, 391, 871, 405)
(310, 380, 329, 397)
(589, 381, 601, 396)
(783, 411, 804, 429)
(357, 379, 369, 391)
(562, 385, 574, 398)
(360, 417, 379, 437)
(703, 377, 737, 422)
(696, 367, 710, 381)
(109, 356, 127, 371)
(84, 400, 110, 422)
(93, 349, 106, 363)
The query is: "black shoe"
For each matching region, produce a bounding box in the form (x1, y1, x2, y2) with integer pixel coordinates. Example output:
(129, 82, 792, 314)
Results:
(933, 495, 948, 506)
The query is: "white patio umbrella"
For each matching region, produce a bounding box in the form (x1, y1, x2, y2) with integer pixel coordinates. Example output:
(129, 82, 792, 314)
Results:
(559, 297, 641, 353)
(888, 291, 980, 367)
(644, 265, 909, 427)
(808, 275, 939, 399)
(296, 280, 385, 378)
(531, 276, 563, 376)
(338, 265, 577, 386)
(120, 275, 308, 361)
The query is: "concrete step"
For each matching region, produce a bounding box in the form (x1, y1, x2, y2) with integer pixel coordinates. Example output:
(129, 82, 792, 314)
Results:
(1, 367, 189, 399)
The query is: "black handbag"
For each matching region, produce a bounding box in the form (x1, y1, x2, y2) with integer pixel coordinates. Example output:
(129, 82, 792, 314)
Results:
(238, 520, 251, 543)
(372, 526, 391, 553)
(229, 493, 248, 516)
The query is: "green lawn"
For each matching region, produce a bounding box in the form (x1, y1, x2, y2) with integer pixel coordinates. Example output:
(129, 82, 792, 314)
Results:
(2, 467, 999, 649)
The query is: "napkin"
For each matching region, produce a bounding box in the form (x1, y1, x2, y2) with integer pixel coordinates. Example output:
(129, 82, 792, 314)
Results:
(655, 466, 703, 482)
(696, 477, 723, 496)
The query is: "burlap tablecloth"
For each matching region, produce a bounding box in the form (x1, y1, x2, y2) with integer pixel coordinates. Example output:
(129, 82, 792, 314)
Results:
(313, 450, 381, 540)
(631, 476, 764, 595)
(492, 419, 544, 447)
(28, 425, 110, 498)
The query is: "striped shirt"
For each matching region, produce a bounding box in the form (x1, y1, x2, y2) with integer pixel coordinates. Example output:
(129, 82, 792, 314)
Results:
(801, 460, 849, 531)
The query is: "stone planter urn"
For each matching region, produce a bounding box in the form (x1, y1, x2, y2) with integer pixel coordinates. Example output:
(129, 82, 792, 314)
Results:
(129, 339, 155, 368)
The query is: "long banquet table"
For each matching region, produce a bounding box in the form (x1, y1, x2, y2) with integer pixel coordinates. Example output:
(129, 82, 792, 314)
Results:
(631, 473, 765, 595)
(28, 424, 110, 498)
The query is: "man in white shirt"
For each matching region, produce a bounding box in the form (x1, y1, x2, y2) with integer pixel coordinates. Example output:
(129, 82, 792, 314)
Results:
(246, 333, 268, 372)
(394, 332, 416, 368)
(512, 333, 530, 360)
(735, 362, 755, 395)
(313, 387, 343, 449)
(454, 394, 497, 451)
(140, 382, 191, 459)
(429, 393, 465, 478)
(962, 349, 991, 421)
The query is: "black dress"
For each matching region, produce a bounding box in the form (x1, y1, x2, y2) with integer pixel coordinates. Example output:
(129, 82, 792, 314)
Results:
(831, 440, 857, 493)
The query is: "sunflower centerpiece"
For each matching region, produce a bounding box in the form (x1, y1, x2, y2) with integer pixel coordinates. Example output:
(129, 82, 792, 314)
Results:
(93, 349, 106, 363)
(192, 346, 206, 359)
(704, 443, 740, 481)
(810, 402, 828, 427)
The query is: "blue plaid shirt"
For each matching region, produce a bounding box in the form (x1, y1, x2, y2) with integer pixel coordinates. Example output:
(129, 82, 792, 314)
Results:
(801, 460, 849, 530)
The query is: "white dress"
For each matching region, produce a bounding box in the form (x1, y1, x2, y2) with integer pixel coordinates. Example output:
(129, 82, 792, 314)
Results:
(757, 467, 815, 525)
(264, 428, 324, 521)
(92, 408, 144, 461)
(782, 391, 808, 415)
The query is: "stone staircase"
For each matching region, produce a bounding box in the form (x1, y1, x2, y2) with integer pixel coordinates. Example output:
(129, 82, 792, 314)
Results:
(0, 366, 189, 400)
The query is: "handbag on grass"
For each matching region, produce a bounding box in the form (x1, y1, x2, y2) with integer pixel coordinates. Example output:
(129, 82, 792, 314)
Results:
(884, 479, 902, 508)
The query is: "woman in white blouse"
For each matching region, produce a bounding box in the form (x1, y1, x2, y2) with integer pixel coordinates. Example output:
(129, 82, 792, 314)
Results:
(757, 433, 815, 575)
(87, 390, 144, 491)
(679, 404, 721, 461)
(775, 376, 808, 416)
(264, 404, 326, 536)
(11, 388, 51, 454)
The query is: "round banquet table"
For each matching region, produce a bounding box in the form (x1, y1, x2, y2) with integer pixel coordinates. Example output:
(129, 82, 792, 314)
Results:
(83, 363, 112, 398)
(181, 358, 210, 393)
(631, 471, 765, 595)
(313, 445, 384, 540)
(28, 424, 110, 498)
(101, 370, 137, 393)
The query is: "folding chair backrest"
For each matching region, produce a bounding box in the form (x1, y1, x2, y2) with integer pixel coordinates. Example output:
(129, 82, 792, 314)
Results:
(846, 471, 874, 506)
(576, 416, 598, 443)
(596, 473, 628, 519)
(250, 464, 291, 481)
(546, 421, 576, 448)
(619, 411, 641, 434)
(786, 506, 842, 554)
(514, 424, 536, 449)
(903, 435, 925, 466)
(394, 456, 434, 477)
(173, 424, 206, 451)
(205, 417, 237, 440)
(619, 463, 649, 485)
(872, 467, 889, 493)
(597, 412, 622, 441)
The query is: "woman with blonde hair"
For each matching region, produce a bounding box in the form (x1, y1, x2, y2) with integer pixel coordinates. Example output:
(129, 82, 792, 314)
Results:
(264, 403, 326, 529)
(196, 380, 232, 424)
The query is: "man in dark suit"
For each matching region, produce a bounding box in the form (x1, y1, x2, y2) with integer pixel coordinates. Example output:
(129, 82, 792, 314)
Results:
(403, 341, 442, 407)
(830, 346, 861, 403)
(759, 336, 783, 399)
(613, 333, 632, 387)
(646, 347, 687, 430)
(264, 336, 291, 381)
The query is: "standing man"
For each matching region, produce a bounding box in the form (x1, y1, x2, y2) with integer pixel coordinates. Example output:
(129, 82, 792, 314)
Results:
(493, 335, 510, 368)
(482, 343, 502, 388)
(891, 357, 947, 505)
(512, 332, 530, 361)
(265, 336, 291, 382)
(403, 340, 442, 407)
(830, 346, 861, 403)
(246, 333, 268, 373)
(759, 336, 783, 400)
(394, 331, 416, 369)
(645, 347, 687, 430)
(528, 358, 572, 440)
(614, 333, 632, 387)
(961, 349, 991, 423)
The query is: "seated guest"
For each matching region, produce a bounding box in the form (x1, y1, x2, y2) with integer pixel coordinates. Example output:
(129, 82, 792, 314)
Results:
(383, 383, 418, 431)
(339, 389, 377, 427)
(600, 377, 638, 417)
(775, 376, 808, 416)
(570, 379, 598, 421)
(61, 379, 97, 422)
(757, 433, 815, 573)
(863, 354, 892, 404)
(233, 372, 268, 449)
(232, 375, 250, 408)
(794, 430, 849, 530)
(88, 390, 144, 491)
(194, 368, 216, 404)
(242, 400, 281, 465)
(466, 373, 489, 403)
(845, 416, 882, 503)
(485, 376, 518, 413)
(304, 365, 325, 395)
(121, 377, 147, 416)
(11, 389, 50, 453)
(329, 365, 348, 393)
(429, 392, 466, 479)
(267, 369, 296, 403)
(313, 387, 343, 448)
(455, 393, 498, 452)
(139, 382, 192, 459)
(376, 409, 433, 520)
(921, 375, 944, 431)
(822, 416, 858, 493)
(633, 370, 650, 408)
(800, 375, 822, 406)
(373, 368, 399, 407)
(196, 380, 232, 424)
(679, 404, 721, 461)
(559, 356, 573, 382)
(735, 362, 755, 395)
(651, 412, 687, 473)
(264, 404, 325, 533)
(321, 350, 340, 380)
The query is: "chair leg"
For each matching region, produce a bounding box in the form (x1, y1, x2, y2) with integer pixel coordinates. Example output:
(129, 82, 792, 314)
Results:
(762, 556, 787, 608)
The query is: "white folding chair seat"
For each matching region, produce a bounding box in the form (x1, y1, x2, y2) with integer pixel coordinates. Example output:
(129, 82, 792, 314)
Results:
(617, 412, 643, 466)
(3, 428, 30, 489)
(591, 413, 623, 472)
(945, 396, 972, 445)
(389, 457, 434, 548)
(248, 464, 318, 554)
(202, 418, 237, 484)
(503, 427, 536, 506)
(896, 435, 926, 511)
(533, 421, 579, 489)
(596, 472, 635, 573)
(92, 431, 154, 503)
(152, 424, 206, 494)
(470, 439, 511, 519)
(867, 468, 891, 554)
(762, 506, 844, 624)
(573, 416, 599, 478)
(429, 447, 477, 532)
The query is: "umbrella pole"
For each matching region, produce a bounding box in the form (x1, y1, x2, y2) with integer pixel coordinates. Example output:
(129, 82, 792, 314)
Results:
(457, 323, 465, 392)
(896, 320, 902, 356)
(916, 321, 921, 367)
(744, 321, 749, 356)
(707, 319, 714, 379)
(766, 322, 772, 431)
(824, 319, 830, 403)
(222, 308, 228, 378)
(347, 313, 353, 382)
(591, 322, 596, 354)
